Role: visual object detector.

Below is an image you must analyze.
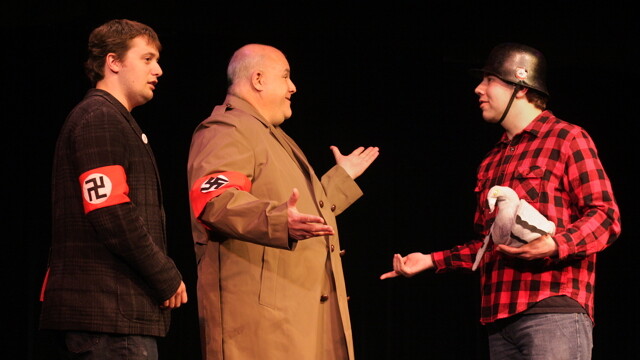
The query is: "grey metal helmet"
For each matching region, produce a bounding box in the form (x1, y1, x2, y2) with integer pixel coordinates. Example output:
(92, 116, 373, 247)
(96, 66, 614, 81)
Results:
(473, 42, 549, 96)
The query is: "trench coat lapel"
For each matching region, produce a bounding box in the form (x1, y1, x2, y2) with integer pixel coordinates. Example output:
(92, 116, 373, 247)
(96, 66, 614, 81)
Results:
(269, 125, 312, 179)
(222, 94, 314, 179)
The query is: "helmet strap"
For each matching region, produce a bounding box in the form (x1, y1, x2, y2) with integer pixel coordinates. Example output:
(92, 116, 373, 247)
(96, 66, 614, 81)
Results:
(497, 84, 522, 125)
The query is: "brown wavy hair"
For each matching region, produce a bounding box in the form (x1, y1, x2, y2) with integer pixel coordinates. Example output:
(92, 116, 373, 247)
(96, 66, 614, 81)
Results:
(84, 19, 161, 86)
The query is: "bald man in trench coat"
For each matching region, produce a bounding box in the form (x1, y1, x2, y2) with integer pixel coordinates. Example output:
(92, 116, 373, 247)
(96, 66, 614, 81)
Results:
(187, 44, 378, 359)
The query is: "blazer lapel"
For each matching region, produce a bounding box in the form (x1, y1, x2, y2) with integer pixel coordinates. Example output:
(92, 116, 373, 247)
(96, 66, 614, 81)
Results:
(91, 89, 163, 202)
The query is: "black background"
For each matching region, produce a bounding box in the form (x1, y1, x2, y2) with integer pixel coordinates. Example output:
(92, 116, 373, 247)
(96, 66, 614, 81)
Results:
(4, 2, 638, 359)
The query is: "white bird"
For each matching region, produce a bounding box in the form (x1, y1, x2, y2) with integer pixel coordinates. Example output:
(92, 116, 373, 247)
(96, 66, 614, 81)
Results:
(471, 185, 556, 271)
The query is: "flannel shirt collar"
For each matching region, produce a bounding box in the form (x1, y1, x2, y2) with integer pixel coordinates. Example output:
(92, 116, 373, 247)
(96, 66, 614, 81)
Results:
(495, 110, 555, 146)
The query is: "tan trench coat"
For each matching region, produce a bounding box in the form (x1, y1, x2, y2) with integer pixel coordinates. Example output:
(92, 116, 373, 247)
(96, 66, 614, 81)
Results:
(187, 95, 362, 359)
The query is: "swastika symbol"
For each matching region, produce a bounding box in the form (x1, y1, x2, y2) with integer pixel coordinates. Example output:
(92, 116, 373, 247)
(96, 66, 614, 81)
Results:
(201, 175, 229, 193)
(83, 173, 113, 204)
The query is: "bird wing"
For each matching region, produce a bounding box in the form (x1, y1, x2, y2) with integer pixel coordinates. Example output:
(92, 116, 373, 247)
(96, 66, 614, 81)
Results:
(508, 199, 556, 247)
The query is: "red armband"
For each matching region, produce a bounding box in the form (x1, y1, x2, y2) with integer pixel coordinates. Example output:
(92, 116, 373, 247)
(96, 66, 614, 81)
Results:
(78, 165, 130, 214)
(190, 171, 252, 219)
(39, 267, 50, 302)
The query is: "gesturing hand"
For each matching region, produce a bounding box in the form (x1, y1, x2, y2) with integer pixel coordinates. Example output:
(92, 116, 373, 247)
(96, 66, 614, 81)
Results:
(380, 253, 433, 279)
(287, 188, 335, 240)
(331, 146, 379, 179)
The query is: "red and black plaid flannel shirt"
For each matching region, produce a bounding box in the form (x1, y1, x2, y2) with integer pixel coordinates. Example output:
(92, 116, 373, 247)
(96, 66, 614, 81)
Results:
(431, 110, 621, 324)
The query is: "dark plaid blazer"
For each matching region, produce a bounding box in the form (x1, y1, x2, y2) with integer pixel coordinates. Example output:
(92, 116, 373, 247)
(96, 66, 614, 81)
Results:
(40, 89, 182, 336)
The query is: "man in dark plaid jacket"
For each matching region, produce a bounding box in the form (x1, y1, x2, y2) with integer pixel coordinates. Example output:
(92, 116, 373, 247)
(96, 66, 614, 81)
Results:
(39, 19, 187, 360)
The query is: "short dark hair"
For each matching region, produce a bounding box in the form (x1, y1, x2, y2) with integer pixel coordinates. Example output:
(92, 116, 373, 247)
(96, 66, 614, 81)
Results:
(525, 89, 548, 110)
(84, 19, 161, 86)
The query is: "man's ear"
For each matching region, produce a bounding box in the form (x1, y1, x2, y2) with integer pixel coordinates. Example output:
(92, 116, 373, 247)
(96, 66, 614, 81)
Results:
(251, 70, 264, 91)
(516, 86, 529, 98)
(105, 53, 121, 74)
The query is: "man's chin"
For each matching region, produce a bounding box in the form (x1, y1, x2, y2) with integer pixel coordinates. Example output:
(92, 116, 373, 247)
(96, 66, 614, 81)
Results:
(142, 93, 154, 104)
(273, 113, 292, 126)
(481, 113, 500, 124)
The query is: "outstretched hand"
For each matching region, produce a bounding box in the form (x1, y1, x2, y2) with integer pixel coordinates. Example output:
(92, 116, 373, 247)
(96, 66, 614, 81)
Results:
(287, 188, 335, 240)
(380, 252, 434, 279)
(331, 146, 379, 179)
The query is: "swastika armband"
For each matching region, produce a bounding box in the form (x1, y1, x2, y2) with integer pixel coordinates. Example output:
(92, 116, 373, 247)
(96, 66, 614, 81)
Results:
(190, 171, 252, 219)
(78, 165, 131, 214)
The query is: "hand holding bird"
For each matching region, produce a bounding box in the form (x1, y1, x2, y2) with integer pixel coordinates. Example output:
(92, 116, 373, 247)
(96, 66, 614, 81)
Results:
(496, 234, 558, 260)
(472, 185, 556, 271)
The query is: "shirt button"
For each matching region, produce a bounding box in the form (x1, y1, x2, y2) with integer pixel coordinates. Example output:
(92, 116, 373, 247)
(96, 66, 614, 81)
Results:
(330, 244, 335, 252)
(319, 200, 324, 208)
(330, 204, 336, 211)
(320, 294, 329, 302)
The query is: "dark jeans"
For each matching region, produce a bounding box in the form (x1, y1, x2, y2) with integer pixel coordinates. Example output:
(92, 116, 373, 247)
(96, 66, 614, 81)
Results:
(52, 331, 158, 360)
(487, 313, 593, 360)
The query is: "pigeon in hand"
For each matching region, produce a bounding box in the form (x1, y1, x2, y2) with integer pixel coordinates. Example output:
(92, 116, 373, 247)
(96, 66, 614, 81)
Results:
(472, 185, 556, 271)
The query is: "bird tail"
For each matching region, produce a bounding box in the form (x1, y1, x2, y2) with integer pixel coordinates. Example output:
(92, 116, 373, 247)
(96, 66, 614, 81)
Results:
(472, 234, 490, 271)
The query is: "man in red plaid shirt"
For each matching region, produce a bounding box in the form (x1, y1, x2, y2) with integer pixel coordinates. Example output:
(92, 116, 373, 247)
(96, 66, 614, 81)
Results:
(381, 43, 621, 359)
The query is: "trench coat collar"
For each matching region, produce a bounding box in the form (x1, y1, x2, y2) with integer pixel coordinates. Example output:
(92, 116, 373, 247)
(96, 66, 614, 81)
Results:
(221, 94, 313, 179)
(221, 94, 270, 127)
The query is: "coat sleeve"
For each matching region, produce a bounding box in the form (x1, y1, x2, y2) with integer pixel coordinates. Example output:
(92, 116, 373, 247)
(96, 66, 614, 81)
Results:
(76, 106, 182, 302)
(320, 165, 363, 216)
(188, 119, 292, 250)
